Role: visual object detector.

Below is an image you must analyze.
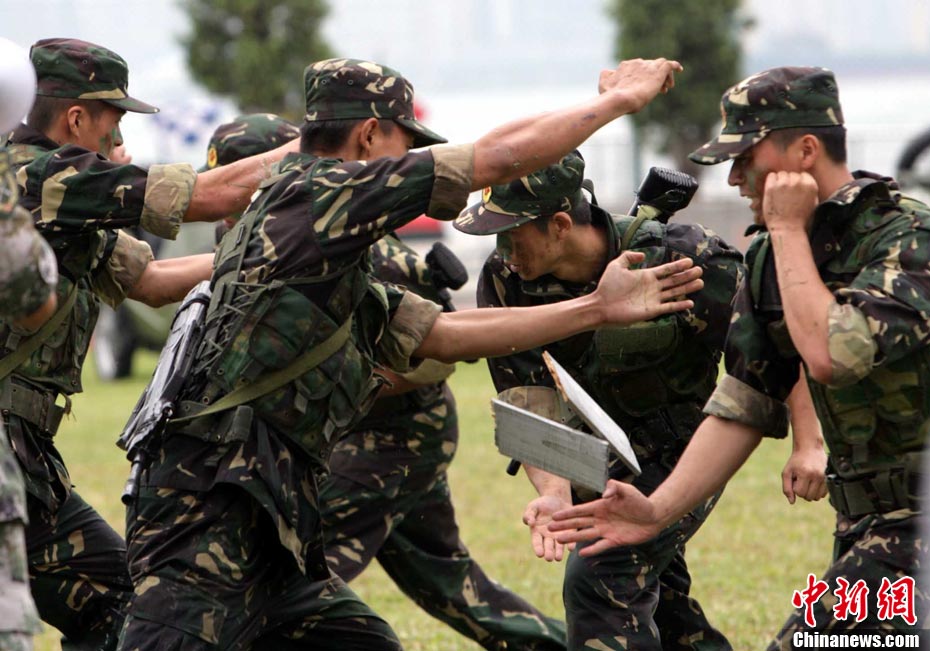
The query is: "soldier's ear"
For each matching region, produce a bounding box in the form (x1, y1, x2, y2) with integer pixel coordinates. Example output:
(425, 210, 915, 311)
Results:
(356, 118, 379, 157)
(65, 105, 84, 136)
(551, 211, 573, 237)
(798, 134, 820, 170)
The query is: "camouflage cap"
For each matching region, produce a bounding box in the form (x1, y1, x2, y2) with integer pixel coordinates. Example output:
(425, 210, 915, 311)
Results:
(454, 151, 585, 235)
(202, 113, 300, 171)
(303, 58, 446, 148)
(30, 37, 158, 114)
(689, 66, 843, 165)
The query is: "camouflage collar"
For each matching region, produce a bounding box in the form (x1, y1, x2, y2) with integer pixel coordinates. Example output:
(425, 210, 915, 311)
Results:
(7, 123, 58, 152)
(822, 171, 896, 207)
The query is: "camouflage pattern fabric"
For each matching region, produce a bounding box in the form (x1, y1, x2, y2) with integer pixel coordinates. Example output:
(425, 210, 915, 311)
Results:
(768, 509, 928, 648)
(689, 66, 843, 165)
(320, 235, 567, 651)
(1, 117, 165, 647)
(30, 38, 158, 113)
(0, 146, 51, 651)
(478, 202, 743, 651)
(704, 172, 930, 635)
(304, 58, 446, 148)
(202, 113, 299, 171)
(455, 151, 586, 235)
(119, 142, 474, 650)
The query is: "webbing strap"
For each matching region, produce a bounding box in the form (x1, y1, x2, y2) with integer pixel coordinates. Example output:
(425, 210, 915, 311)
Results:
(0, 285, 78, 382)
(620, 212, 651, 252)
(170, 315, 353, 425)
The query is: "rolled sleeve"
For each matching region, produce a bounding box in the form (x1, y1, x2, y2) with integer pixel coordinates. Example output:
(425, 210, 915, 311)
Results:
(427, 144, 474, 220)
(89, 230, 154, 308)
(378, 291, 442, 373)
(703, 373, 789, 439)
(827, 301, 878, 387)
(141, 163, 196, 240)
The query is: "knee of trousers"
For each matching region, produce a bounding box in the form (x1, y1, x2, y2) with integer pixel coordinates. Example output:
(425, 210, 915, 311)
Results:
(121, 576, 230, 649)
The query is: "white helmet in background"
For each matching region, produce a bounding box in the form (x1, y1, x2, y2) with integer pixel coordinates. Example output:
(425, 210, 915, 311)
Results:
(0, 37, 36, 134)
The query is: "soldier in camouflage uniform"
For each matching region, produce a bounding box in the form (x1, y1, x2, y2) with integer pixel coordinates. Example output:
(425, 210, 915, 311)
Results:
(0, 36, 53, 651)
(455, 151, 743, 650)
(2, 38, 301, 649)
(549, 67, 930, 644)
(207, 113, 568, 650)
(115, 57, 702, 650)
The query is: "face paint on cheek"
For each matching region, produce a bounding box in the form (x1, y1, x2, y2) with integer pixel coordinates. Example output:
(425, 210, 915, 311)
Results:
(496, 232, 513, 261)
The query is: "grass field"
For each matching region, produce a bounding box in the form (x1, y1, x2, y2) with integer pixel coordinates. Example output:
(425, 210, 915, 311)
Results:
(36, 353, 834, 650)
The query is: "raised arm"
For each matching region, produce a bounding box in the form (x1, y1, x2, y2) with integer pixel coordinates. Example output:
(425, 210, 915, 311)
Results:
(471, 58, 681, 189)
(184, 138, 301, 222)
(415, 251, 701, 362)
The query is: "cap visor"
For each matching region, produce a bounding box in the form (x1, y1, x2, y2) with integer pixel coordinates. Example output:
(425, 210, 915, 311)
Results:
(104, 96, 159, 114)
(688, 132, 764, 165)
(396, 117, 447, 148)
(453, 202, 530, 235)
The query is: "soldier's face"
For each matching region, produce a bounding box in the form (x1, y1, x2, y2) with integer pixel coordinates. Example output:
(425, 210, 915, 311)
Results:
(495, 219, 557, 281)
(728, 137, 795, 225)
(75, 104, 125, 158)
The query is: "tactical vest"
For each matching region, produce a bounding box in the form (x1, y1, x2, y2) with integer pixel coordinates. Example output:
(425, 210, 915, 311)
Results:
(535, 213, 718, 463)
(0, 144, 104, 402)
(749, 231, 927, 517)
(178, 159, 387, 465)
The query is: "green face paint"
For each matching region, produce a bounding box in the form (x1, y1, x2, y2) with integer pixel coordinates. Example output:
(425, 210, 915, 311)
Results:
(496, 232, 513, 261)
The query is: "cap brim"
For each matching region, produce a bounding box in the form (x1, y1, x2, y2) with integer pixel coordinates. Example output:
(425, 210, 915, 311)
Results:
(453, 201, 533, 235)
(396, 116, 446, 148)
(688, 130, 767, 165)
(103, 96, 159, 114)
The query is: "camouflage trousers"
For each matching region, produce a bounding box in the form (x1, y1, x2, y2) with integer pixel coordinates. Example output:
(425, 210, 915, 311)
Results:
(768, 510, 928, 650)
(565, 458, 729, 651)
(321, 387, 567, 651)
(5, 413, 131, 651)
(118, 481, 402, 651)
(1, 519, 38, 651)
(1, 428, 40, 651)
(25, 491, 131, 650)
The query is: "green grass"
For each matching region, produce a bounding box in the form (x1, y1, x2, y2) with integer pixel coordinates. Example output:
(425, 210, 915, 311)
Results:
(36, 354, 833, 650)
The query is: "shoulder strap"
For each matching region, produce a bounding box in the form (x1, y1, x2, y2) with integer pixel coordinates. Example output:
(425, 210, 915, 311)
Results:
(0, 284, 78, 382)
(620, 212, 651, 252)
(170, 314, 353, 425)
(750, 234, 771, 310)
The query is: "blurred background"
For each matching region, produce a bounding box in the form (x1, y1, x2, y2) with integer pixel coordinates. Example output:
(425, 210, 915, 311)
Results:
(6, 4, 926, 648)
(8, 0, 930, 377)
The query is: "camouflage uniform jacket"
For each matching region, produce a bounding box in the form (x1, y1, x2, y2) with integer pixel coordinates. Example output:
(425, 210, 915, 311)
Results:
(152, 144, 473, 577)
(478, 204, 744, 482)
(0, 146, 57, 527)
(1, 124, 170, 509)
(704, 171, 930, 515)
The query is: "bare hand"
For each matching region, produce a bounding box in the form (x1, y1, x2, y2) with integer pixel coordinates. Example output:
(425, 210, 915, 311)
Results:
(109, 144, 133, 165)
(782, 445, 828, 504)
(523, 495, 575, 562)
(595, 251, 703, 326)
(762, 171, 818, 232)
(548, 480, 662, 557)
(598, 58, 683, 113)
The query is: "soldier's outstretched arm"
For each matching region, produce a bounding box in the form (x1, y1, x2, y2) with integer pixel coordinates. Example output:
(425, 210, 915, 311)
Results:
(415, 251, 700, 363)
(471, 58, 681, 189)
(128, 253, 214, 308)
(548, 415, 762, 556)
(184, 138, 301, 223)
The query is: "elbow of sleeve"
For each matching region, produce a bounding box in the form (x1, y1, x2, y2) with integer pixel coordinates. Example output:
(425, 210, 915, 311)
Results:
(805, 357, 835, 386)
(823, 301, 877, 387)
